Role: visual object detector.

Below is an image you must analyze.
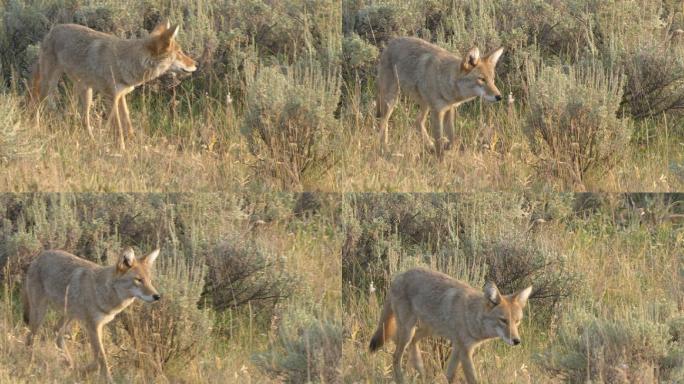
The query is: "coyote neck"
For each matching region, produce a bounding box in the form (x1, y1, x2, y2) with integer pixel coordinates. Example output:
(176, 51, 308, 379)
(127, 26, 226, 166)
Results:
(92, 267, 134, 319)
(463, 296, 495, 341)
(444, 60, 470, 104)
(116, 39, 171, 87)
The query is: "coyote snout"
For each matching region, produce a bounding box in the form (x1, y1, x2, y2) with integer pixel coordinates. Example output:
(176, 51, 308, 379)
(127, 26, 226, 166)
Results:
(23, 247, 161, 382)
(368, 267, 532, 384)
(377, 37, 504, 156)
(170, 45, 198, 74)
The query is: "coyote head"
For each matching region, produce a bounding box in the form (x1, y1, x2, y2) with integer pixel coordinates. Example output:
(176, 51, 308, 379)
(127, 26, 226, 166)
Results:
(459, 47, 504, 102)
(114, 248, 161, 303)
(146, 21, 197, 74)
(482, 282, 532, 346)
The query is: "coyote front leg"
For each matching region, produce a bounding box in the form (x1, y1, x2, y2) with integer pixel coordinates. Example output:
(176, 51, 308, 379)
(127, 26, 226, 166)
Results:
(460, 346, 478, 384)
(430, 106, 448, 157)
(118, 93, 134, 138)
(85, 323, 112, 382)
(55, 316, 74, 367)
(446, 343, 462, 384)
(74, 82, 94, 140)
(106, 93, 125, 150)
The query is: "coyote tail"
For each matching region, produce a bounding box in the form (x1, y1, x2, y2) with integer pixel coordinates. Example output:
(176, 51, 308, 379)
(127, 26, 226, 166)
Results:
(30, 61, 41, 104)
(22, 281, 30, 325)
(375, 84, 384, 118)
(369, 297, 395, 352)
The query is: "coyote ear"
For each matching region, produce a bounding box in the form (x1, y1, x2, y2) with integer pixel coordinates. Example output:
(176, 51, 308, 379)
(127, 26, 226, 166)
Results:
(142, 248, 160, 266)
(515, 286, 533, 307)
(148, 24, 178, 54)
(484, 282, 501, 305)
(166, 24, 179, 40)
(462, 47, 480, 72)
(118, 248, 136, 271)
(150, 21, 168, 36)
(487, 47, 504, 66)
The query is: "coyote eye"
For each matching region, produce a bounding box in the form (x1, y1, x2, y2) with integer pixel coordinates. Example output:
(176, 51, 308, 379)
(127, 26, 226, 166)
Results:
(500, 318, 508, 324)
(136, 278, 144, 284)
(478, 77, 486, 83)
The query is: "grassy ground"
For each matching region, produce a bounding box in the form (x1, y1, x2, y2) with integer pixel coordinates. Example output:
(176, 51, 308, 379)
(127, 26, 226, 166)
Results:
(341, 193, 684, 383)
(0, 193, 342, 383)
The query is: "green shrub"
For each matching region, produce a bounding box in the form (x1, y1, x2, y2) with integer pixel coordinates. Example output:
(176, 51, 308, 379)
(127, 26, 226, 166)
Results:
(474, 232, 577, 322)
(619, 43, 684, 120)
(341, 33, 378, 79)
(242, 64, 341, 187)
(1, 1, 48, 83)
(539, 308, 681, 383)
(114, 247, 213, 378)
(201, 237, 294, 315)
(353, 2, 421, 45)
(525, 65, 630, 187)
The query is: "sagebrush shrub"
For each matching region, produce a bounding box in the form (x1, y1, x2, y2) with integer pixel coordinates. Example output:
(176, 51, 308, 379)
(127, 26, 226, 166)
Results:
(243, 64, 340, 187)
(114, 248, 213, 376)
(525, 65, 630, 187)
(201, 237, 294, 314)
(341, 33, 378, 80)
(255, 309, 342, 383)
(353, 2, 420, 45)
(620, 43, 684, 119)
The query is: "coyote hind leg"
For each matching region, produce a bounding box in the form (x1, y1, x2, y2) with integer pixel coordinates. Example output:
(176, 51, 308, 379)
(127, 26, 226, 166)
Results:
(36, 51, 64, 109)
(25, 292, 48, 347)
(377, 66, 400, 150)
(408, 327, 429, 377)
(392, 325, 416, 384)
(414, 103, 435, 151)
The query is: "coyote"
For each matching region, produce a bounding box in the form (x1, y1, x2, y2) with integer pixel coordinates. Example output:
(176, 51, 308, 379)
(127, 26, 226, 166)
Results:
(369, 267, 532, 384)
(23, 248, 161, 382)
(31, 21, 197, 149)
(377, 37, 504, 156)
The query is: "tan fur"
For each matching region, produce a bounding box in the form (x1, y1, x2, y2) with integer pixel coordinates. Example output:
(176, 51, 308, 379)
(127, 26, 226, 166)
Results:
(32, 21, 197, 149)
(377, 37, 504, 156)
(369, 267, 532, 384)
(369, 296, 396, 352)
(23, 248, 161, 382)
